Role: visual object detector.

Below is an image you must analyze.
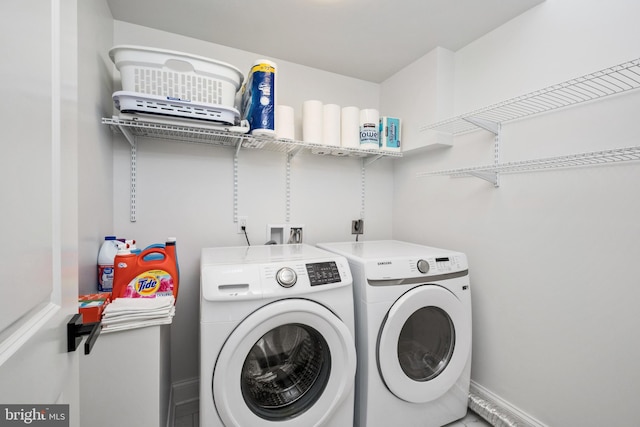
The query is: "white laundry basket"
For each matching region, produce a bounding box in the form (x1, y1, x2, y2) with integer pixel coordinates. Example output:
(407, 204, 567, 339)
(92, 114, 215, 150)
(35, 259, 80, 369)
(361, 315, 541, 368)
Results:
(109, 45, 244, 107)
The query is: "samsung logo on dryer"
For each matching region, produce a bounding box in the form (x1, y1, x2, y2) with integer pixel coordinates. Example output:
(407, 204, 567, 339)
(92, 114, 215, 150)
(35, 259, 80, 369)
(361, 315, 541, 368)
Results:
(377, 261, 392, 266)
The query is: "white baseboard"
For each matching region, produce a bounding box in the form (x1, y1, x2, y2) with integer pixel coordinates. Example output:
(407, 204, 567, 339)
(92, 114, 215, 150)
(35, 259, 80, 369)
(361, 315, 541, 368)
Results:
(168, 377, 200, 426)
(470, 381, 548, 427)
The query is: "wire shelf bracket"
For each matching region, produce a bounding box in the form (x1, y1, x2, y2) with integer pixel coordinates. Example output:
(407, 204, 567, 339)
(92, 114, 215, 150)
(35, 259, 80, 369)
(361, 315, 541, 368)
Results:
(117, 123, 136, 148)
(467, 170, 499, 186)
(462, 117, 500, 135)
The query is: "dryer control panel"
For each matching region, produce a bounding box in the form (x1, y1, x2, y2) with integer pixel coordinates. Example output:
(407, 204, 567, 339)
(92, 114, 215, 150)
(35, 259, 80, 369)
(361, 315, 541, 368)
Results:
(429, 256, 464, 273)
(363, 253, 467, 281)
(409, 255, 465, 275)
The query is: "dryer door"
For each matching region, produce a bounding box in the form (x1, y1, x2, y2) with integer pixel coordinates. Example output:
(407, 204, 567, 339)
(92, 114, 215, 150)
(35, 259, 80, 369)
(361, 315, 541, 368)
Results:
(213, 299, 356, 426)
(377, 284, 471, 403)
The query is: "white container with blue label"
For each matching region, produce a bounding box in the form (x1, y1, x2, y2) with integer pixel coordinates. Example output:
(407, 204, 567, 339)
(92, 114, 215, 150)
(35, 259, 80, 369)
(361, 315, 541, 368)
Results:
(359, 108, 380, 150)
(98, 235, 119, 292)
(241, 59, 277, 136)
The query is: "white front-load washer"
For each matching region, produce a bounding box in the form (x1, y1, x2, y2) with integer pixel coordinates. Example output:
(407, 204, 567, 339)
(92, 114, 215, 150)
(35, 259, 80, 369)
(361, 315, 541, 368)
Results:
(200, 244, 357, 427)
(317, 240, 472, 427)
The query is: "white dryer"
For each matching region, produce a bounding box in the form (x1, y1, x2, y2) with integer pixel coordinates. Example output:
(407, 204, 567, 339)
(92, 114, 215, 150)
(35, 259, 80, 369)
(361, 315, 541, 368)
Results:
(200, 244, 357, 427)
(317, 240, 472, 427)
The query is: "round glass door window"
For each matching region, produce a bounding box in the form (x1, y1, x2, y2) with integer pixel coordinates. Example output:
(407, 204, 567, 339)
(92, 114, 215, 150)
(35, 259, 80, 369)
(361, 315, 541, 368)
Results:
(397, 306, 455, 382)
(241, 323, 331, 421)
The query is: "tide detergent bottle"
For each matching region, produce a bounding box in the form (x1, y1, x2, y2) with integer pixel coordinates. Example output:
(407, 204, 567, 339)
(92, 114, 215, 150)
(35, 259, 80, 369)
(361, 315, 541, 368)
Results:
(112, 237, 179, 300)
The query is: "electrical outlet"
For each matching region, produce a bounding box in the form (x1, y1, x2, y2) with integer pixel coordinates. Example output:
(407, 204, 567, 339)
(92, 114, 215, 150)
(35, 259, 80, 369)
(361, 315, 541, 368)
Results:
(352, 219, 364, 234)
(237, 216, 248, 234)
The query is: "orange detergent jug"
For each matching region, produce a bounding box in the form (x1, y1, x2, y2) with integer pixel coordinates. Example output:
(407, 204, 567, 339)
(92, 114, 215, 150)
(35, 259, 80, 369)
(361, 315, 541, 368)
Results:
(112, 238, 179, 300)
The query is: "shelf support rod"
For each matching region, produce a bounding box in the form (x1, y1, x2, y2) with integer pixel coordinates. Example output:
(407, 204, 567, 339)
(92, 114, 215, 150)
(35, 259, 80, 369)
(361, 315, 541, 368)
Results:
(463, 117, 501, 187)
(364, 154, 384, 167)
(117, 124, 136, 148)
(493, 123, 501, 187)
(232, 139, 245, 223)
(117, 122, 139, 219)
(233, 152, 239, 224)
(360, 159, 366, 219)
(462, 116, 500, 135)
(130, 141, 137, 222)
(467, 170, 498, 186)
(287, 146, 305, 159)
(286, 153, 293, 223)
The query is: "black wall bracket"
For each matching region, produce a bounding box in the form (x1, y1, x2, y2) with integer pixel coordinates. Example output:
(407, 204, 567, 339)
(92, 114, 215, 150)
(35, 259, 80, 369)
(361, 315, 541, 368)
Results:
(67, 314, 101, 355)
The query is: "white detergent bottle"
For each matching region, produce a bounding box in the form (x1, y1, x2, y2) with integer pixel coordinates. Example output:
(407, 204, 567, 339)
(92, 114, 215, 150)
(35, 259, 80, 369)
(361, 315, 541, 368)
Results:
(98, 235, 119, 292)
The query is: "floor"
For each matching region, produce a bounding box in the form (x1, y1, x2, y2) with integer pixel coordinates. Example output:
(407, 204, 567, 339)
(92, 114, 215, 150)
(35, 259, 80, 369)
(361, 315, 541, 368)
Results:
(173, 409, 197, 427)
(446, 410, 492, 427)
(174, 407, 491, 427)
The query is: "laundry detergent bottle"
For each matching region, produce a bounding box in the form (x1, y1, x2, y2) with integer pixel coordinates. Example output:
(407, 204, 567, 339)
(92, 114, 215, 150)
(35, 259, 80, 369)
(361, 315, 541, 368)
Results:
(112, 238, 180, 300)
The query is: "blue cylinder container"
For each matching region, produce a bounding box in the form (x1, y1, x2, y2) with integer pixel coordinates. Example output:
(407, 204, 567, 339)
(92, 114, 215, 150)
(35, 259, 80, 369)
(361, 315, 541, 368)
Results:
(241, 59, 277, 136)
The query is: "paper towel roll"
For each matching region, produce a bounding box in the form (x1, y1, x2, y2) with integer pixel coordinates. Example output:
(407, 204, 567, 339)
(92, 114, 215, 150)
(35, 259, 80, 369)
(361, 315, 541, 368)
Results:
(275, 105, 295, 140)
(341, 106, 360, 149)
(323, 104, 341, 146)
(302, 100, 323, 144)
(359, 108, 380, 150)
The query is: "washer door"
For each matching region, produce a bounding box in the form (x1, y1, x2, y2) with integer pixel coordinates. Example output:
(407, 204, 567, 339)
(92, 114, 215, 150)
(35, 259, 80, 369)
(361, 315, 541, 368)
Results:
(213, 299, 356, 426)
(377, 285, 471, 403)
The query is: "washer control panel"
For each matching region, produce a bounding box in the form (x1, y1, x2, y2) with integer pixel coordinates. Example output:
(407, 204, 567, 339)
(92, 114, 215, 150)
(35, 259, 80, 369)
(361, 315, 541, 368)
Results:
(202, 246, 352, 300)
(306, 261, 341, 286)
(259, 258, 349, 295)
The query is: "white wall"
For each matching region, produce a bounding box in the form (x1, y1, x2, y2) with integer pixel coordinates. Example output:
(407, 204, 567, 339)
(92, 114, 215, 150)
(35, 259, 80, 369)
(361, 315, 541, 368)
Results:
(390, 1, 640, 426)
(110, 22, 394, 382)
(381, 47, 455, 152)
(77, 0, 115, 294)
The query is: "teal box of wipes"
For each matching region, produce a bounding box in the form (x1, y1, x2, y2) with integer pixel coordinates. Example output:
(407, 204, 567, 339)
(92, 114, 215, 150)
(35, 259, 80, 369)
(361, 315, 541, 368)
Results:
(379, 117, 401, 151)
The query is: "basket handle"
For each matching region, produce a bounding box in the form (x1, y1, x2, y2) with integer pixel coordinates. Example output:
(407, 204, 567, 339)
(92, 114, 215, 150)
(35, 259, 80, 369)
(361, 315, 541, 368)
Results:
(164, 59, 195, 73)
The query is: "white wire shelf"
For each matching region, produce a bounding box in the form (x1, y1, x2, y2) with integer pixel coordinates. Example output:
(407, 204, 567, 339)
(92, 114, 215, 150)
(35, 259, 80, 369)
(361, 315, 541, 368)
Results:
(103, 115, 401, 222)
(417, 145, 640, 183)
(418, 57, 640, 186)
(420, 58, 640, 135)
(102, 116, 402, 160)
